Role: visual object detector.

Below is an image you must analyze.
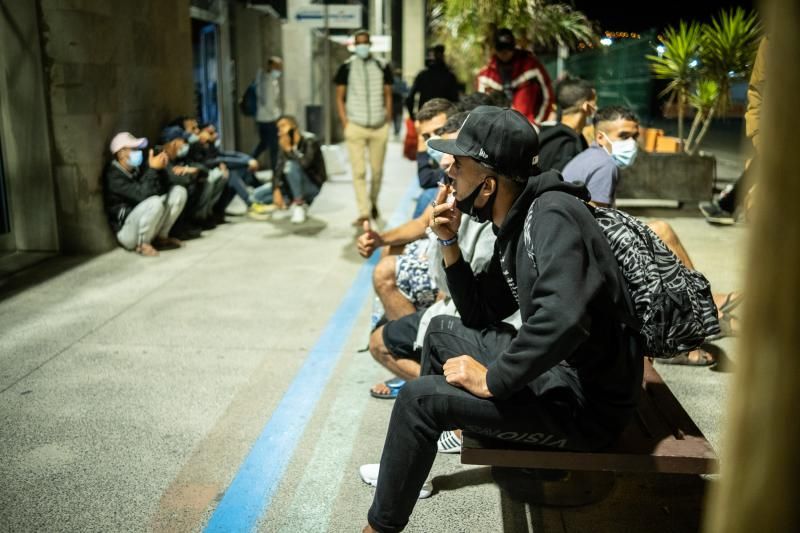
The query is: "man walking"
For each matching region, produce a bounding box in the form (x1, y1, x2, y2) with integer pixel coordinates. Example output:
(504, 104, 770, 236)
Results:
(335, 29, 393, 225)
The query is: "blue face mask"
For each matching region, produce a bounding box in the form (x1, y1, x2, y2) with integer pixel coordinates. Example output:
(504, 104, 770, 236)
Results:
(427, 145, 445, 165)
(270, 70, 282, 80)
(214, 138, 221, 148)
(127, 150, 143, 168)
(177, 144, 190, 158)
(187, 133, 200, 144)
(354, 44, 370, 59)
(601, 133, 638, 168)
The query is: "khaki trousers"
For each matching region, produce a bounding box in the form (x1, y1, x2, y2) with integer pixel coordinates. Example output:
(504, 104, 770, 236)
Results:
(344, 121, 389, 218)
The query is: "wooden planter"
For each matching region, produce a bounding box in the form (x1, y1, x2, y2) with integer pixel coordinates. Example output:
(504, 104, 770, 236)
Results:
(617, 152, 716, 204)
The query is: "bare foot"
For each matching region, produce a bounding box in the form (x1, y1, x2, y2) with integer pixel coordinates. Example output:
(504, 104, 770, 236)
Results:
(135, 243, 159, 257)
(686, 349, 715, 365)
(370, 382, 391, 396)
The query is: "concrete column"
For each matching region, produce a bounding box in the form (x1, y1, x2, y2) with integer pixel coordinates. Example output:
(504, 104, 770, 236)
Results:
(402, 0, 425, 87)
(0, 0, 60, 253)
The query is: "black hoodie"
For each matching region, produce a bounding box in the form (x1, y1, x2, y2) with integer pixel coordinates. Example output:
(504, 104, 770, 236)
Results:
(445, 170, 643, 434)
(537, 123, 588, 172)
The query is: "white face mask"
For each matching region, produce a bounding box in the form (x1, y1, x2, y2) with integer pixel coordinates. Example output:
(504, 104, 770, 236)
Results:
(601, 132, 639, 168)
(354, 44, 370, 59)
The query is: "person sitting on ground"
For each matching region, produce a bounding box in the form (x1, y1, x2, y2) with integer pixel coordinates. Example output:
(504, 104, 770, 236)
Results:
(193, 122, 273, 221)
(361, 106, 642, 532)
(160, 125, 227, 233)
(271, 115, 327, 224)
(103, 132, 186, 256)
(537, 77, 595, 172)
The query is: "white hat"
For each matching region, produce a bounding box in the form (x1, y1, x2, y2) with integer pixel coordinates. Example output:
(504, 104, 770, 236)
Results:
(109, 132, 147, 154)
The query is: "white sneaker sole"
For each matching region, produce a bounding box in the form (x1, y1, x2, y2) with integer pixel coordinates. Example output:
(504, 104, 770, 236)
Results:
(358, 464, 432, 499)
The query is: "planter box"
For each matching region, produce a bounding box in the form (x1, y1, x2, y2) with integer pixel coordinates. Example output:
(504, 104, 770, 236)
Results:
(617, 152, 716, 204)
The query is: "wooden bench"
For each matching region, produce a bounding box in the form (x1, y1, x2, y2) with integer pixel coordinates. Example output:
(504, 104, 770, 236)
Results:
(461, 359, 718, 475)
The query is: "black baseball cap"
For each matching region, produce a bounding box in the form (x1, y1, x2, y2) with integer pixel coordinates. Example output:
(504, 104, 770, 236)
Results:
(428, 105, 540, 181)
(494, 28, 516, 51)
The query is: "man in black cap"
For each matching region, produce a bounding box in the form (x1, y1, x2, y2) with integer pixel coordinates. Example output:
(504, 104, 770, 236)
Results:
(476, 28, 554, 125)
(361, 106, 643, 533)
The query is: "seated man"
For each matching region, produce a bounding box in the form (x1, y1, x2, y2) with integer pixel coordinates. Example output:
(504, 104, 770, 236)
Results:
(537, 77, 595, 172)
(413, 98, 456, 217)
(193, 122, 273, 221)
(104, 132, 186, 256)
(559, 106, 730, 365)
(160, 125, 227, 233)
(358, 119, 518, 404)
(272, 115, 327, 224)
(357, 113, 468, 324)
(362, 106, 642, 532)
(561, 105, 639, 207)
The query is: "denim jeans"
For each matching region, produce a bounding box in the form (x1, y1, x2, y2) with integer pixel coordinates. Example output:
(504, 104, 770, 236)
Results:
(367, 315, 616, 533)
(284, 160, 320, 204)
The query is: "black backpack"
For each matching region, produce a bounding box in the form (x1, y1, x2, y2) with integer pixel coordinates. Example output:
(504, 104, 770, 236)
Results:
(239, 82, 257, 117)
(525, 199, 721, 358)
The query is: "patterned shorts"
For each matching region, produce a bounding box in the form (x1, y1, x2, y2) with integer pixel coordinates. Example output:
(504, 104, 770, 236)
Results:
(395, 240, 438, 308)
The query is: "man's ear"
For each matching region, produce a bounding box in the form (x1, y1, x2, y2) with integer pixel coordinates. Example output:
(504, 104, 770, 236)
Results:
(482, 176, 498, 195)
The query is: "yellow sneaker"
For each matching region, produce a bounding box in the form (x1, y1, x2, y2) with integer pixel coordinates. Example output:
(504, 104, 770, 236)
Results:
(250, 202, 277, 214)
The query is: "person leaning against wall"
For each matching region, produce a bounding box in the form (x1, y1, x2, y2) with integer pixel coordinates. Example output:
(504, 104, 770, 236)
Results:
(103, 132, 187, 257)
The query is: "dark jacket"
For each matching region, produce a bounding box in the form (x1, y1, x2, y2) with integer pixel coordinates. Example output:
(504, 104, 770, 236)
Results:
(103, 161, 163, 232)
(445, 171, 642, 434)
(416, 152, 447, 189)
(405, 63, 460, 118)
(538, 123, 588, 172)
(274, 132, 328, 192)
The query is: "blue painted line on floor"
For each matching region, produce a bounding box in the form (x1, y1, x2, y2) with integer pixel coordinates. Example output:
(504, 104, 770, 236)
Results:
(204, 180, 421, 533)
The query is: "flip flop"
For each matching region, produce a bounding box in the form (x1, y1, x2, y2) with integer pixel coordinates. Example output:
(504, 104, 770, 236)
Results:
(657, 348, 715, 367)
(369, 377, 406, 399)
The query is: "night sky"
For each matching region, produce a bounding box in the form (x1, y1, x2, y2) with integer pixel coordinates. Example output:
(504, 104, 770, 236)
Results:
(574, 0, 757, 32)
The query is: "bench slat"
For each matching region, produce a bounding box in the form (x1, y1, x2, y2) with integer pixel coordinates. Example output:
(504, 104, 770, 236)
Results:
(461, 360, 718, 475)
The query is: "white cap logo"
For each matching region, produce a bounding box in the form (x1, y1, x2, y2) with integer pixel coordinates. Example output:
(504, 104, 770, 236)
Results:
(478, 148, 488, 159)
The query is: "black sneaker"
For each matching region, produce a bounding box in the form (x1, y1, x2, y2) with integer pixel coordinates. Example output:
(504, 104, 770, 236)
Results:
(698, 201, 735, 225)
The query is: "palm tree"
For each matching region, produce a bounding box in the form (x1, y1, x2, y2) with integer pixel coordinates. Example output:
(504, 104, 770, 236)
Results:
(685, 79, 720, 153)
(646, 20, 702, 150)
(429, 0, 596, 86)
(687, 8, 761, 154)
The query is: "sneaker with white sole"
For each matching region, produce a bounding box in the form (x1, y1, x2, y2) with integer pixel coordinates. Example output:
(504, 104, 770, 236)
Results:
(437, 430, 462, 454)
(358, 463, 432, 499)
(290, 203, 307, 224)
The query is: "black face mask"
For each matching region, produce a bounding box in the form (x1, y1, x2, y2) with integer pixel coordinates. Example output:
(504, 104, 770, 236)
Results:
(455, 178, 497, 223)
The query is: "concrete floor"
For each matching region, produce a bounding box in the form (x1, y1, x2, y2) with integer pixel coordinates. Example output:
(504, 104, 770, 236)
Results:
(0, 141, 746, 532)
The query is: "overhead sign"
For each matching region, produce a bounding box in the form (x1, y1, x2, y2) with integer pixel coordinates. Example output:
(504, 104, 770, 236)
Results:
(290, 4, 362, 29)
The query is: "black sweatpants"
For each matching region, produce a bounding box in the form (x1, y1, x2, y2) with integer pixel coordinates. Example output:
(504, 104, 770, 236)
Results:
(367, 315, 616, 533)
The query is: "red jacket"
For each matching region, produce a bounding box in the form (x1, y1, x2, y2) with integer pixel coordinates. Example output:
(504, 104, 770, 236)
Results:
(476, 50, 555, 125)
